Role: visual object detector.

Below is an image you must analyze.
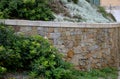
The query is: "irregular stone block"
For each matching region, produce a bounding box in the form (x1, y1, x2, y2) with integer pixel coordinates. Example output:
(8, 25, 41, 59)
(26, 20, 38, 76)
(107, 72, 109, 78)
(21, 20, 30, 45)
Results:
(88, 45, 99, 51)
(20, 26, 32, 32)
(50, 33, 61, 39)
(64, 40, 74, 48)
(67, 49, 74, 58)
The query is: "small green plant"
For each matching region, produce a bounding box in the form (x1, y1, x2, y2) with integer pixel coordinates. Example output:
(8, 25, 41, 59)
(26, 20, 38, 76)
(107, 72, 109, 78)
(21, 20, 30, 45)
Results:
(71, 67, 118, 79)
(97, 6, 108, 18)
(97, 6, 116, 21)
(0, 66, 6, 74)
(29, 71, 38, 78)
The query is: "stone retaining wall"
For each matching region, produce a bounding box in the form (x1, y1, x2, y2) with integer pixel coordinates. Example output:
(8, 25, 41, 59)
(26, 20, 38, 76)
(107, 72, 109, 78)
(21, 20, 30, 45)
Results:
(0, 19, 120, 70)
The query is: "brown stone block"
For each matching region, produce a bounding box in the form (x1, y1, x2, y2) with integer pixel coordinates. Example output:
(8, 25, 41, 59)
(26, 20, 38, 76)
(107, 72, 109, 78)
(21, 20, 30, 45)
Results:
(66, 36, 71, 39)
(79, 65, 86, 70)
(91, 63, 100, 69)
(75, 35, 81, 39)
(31, 26, 37, 35)
(93, 52, 102, 59)
(87, 33, 94, 39)
(101, 63, 107, 67)
(102, 52, 107, 58)
(67, 49, 74, 58)
(46, 33, 50, 38)
(85, 53, 92, 59)
(61, 28, 66, 32)
(58, 28, 63, 32)
(84, 29, 88, 32)
(48, 28, 54, 32)
(74, 39, 80, 47)
(81, 29, 85, 32)
(91, 64, 96, 68)
(61, 36, 67, 40)
(13, 26, 20, 32)
(66, 28, 70, 31)
(81, 47, 88, 52)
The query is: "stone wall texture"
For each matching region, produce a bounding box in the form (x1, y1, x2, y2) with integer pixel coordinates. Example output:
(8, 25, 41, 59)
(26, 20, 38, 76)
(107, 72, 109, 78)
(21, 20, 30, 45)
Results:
(0, 19, 120, 70)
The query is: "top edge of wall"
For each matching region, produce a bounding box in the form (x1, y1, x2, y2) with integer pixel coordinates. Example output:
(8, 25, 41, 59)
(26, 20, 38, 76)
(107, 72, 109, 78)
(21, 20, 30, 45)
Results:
(0, 19, 120, 28)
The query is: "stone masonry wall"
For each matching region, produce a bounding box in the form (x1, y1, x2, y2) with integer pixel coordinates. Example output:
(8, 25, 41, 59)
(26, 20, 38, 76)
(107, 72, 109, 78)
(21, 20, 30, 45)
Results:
(0, 20, 120, 70)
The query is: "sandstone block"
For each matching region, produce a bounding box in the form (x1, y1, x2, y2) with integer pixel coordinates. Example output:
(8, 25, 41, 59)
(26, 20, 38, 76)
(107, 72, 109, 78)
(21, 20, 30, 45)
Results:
(67, 49, 74, 58)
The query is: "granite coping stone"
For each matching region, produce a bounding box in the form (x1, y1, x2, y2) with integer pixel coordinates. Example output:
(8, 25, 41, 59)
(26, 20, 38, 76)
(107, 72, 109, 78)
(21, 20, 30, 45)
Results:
(0, 19, 120, 28)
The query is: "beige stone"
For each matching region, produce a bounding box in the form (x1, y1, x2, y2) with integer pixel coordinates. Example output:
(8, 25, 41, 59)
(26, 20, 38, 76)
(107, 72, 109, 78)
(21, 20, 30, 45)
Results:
(20, 26, 32, 32)
(31, 26, 37, 35)
(70, 55, 80, 66)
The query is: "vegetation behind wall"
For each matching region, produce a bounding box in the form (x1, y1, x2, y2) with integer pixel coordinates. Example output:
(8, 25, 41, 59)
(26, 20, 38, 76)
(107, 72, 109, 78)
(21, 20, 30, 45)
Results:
(0, 0, 55, 20)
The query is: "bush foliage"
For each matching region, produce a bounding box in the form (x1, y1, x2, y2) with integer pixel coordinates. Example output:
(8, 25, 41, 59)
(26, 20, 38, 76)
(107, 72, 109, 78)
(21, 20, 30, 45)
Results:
(0, 0, 55, 20)
(0, 24, 73, 78)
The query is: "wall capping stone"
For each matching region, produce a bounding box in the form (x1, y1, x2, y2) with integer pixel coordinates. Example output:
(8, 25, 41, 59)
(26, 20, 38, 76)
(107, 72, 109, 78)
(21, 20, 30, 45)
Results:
(0, 19, 120, 28)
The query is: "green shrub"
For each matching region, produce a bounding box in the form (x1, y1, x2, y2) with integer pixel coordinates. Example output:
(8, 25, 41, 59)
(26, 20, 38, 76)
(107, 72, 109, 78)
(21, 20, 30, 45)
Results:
(0, 45, 21, 70)
(0, 24, 74, 78)
(0, 0, 55, 20)
(0, 25, 15, 46)
(30, 53, 73, 79)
